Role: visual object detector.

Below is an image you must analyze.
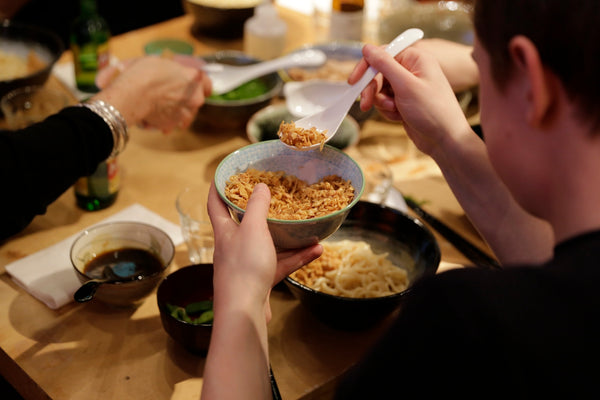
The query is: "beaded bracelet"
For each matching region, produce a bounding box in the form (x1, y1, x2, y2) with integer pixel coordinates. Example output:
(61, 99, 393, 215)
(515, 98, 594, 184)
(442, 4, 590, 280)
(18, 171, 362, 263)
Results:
(79, 99, 129, 157)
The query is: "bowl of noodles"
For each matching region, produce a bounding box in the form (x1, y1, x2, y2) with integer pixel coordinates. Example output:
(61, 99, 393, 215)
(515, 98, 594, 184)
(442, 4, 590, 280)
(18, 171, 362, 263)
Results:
(0, 20, 64, 106)
(214, 140, 364, 249)
(284, 201, 441, 330)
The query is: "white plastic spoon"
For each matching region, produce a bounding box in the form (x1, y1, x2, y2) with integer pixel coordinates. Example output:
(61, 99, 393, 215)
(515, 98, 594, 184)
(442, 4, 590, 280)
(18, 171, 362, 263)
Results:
(284, 80, 351, 117)
(203, 49, 327, 95)
(281, 28, 424, 151)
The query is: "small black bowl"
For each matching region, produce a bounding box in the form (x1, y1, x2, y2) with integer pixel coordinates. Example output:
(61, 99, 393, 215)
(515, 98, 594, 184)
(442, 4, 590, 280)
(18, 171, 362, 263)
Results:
(0, 20, 64, 102)
(284, 201, 441, 330)
(157, 264, 213, 355)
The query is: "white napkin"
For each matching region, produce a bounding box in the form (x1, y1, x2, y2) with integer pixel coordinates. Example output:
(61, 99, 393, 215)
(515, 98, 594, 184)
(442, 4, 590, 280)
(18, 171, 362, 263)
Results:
(5, 204, 183, 310)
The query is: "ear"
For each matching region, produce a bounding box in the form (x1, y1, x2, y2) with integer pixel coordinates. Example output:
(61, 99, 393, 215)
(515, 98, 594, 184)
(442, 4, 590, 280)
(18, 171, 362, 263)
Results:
(508, 36, 559, 128)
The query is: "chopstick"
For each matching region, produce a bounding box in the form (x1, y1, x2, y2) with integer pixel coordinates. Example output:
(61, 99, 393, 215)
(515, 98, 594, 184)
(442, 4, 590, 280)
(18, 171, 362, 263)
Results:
(270, 365, 282, 400)
(404, 197, 502, 269)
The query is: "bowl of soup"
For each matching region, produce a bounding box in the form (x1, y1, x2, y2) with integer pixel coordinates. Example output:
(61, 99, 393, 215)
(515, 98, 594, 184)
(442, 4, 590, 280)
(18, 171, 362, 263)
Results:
(70, 221, 175, 307)
(284, 201, 441, 330)
(192, 51, 282, 131)
(0, 20, 64, 106)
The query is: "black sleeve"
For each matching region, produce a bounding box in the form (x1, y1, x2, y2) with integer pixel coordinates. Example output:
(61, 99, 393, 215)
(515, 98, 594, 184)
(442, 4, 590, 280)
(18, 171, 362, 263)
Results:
(0, 106, 113, 240)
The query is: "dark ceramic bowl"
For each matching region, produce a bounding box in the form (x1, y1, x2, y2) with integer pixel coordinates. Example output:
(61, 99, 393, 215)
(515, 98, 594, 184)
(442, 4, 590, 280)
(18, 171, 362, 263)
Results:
(193, 51, 282, 130)
(183, 0, 261, 39)
(156, 264, 213, 355)
(0, 20, 64, 102)
(284, 201, 441, 330)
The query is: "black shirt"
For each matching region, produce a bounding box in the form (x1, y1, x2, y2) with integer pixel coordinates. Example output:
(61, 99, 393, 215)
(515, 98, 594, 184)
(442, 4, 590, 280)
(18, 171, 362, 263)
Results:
(0, 106, 112, 240)
(335, 230, 600, 399)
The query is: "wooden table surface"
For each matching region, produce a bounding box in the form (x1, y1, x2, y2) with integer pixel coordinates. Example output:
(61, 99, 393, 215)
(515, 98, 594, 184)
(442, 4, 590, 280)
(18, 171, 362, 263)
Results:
(0, 7, 492, 400)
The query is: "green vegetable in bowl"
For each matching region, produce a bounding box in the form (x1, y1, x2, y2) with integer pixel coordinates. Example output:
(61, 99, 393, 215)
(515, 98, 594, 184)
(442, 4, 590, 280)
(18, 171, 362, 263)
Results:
(209, 79, 269, 101)
(166, 300, 214, 325)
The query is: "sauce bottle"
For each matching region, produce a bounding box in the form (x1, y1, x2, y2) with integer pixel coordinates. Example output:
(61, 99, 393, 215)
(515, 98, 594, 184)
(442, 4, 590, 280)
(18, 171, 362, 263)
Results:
(70, 0, 111, 93)
(243, 1, 287, 60)
(330, 0, 365, 41)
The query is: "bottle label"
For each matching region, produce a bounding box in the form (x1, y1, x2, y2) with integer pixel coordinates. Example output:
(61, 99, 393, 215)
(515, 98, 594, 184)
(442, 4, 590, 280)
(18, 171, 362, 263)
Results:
(330, 10, 363, 41)
(75, 158, 120, 197)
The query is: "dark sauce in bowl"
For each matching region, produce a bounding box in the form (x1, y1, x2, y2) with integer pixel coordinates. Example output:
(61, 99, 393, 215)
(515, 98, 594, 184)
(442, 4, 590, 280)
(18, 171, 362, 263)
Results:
(83, 248, 163, 280)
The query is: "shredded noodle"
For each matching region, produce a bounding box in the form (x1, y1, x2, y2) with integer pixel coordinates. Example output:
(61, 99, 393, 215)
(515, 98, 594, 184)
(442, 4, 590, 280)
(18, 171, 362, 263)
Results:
(289, 240, 409, 298)
(224, 168, 354, 220)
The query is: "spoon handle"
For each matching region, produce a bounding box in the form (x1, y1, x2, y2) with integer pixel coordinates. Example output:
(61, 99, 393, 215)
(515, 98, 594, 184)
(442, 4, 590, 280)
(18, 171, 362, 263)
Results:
(345, 28, 424, 101)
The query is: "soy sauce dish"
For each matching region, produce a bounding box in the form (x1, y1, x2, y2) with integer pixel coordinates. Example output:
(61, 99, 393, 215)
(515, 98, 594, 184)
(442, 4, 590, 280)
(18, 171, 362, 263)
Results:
(70, 221, 175, 307)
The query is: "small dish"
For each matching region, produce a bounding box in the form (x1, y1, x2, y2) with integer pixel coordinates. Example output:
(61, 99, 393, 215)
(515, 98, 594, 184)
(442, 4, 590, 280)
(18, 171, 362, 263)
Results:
(246, 103, 359, 150)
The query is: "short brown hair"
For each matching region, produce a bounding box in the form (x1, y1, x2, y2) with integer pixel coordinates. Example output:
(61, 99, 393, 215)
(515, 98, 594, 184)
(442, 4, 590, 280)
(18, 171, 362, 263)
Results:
(473, 0, 600, 128)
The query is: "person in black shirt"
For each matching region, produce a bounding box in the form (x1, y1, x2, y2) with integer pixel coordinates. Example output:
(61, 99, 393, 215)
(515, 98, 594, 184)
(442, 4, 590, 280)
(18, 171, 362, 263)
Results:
(0, 55, 211, 240)
(200, 0, 600, 398)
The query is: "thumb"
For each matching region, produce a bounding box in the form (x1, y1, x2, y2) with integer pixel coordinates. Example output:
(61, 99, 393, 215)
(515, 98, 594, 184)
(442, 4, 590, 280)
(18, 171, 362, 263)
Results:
(241, 183, 271, 227)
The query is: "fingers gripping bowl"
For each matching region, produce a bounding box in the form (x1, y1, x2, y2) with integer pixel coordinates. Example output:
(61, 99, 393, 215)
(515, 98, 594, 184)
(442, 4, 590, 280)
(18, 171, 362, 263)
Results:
(214, 140, 365, 249)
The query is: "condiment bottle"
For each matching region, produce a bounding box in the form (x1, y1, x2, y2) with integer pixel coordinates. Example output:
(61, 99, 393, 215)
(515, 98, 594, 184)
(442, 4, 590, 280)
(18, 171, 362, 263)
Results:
(330, 0, 364, 41)
(70, 0, 111, 93)
(74, 156, 120, 211)
(243, 1, 287, 60)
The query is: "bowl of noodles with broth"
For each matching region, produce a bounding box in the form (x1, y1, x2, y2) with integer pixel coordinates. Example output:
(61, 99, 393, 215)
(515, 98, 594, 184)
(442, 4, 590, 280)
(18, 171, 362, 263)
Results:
(0, 20, 64, 104)
(214, 140, 364, 249)
(284, 201, 441, 330)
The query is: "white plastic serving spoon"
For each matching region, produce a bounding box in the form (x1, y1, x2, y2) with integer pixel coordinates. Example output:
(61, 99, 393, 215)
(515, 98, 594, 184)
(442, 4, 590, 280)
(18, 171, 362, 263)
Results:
(284, 79, 351, 117)
(282, 28, 424, 151)
(203, 49, 327, 95)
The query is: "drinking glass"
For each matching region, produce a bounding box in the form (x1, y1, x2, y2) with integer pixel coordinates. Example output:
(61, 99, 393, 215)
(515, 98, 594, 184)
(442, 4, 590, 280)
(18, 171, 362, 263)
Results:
(176, 186, 214, 264)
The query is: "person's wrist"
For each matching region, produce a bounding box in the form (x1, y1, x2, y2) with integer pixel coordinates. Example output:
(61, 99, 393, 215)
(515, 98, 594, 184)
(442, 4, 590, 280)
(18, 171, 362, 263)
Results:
(79, 98, 129, 157)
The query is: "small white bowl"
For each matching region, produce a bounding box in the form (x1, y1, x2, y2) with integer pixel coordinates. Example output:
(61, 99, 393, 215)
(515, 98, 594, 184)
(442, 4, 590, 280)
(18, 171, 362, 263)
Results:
(214, 140, 364, 249)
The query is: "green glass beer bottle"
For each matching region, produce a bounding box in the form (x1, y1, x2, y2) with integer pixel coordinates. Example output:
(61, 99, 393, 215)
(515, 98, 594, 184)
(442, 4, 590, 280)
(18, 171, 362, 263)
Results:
(74, 157, 120, 211)
(70, 0, 110, 93)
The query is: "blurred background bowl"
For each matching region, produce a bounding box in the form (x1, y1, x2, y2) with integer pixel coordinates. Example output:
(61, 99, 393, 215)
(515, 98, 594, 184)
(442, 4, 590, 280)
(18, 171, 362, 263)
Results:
(183, 0, 262, 39)
(157, 264, 213, 355)
(246, 103, 359, 150)
(214, 140, 364, 249)
(192, 50, 282, 130)
(0, 20, 64, 105)
(279, 41, 374, 125)
(70, 221, 175, 307)
(378, 0, 474, 45)
(284, 200, 441, 330)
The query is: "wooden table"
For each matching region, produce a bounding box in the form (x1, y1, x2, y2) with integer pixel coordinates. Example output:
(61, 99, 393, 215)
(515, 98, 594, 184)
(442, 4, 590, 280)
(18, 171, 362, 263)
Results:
(0, 8, 491, 400)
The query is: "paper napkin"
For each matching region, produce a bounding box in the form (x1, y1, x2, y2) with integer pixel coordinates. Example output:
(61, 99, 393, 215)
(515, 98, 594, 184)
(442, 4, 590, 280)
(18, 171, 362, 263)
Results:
(5, 204, 183, 310)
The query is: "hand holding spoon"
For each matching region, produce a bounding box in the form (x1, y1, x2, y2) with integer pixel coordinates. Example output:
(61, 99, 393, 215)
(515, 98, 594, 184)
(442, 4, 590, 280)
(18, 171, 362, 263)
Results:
(280, 28, 424, 151)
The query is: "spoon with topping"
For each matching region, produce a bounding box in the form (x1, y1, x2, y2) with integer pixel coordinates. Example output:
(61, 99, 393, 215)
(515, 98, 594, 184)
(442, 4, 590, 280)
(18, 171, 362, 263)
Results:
(278, 28, 424, 151)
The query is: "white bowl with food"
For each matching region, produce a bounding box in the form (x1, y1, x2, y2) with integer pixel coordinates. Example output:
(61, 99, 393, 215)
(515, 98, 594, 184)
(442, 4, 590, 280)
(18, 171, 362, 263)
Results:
(214, 140, 364, 249)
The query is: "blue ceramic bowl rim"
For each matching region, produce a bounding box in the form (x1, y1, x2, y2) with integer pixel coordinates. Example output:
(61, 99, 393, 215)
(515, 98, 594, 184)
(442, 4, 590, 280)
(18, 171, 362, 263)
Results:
(215, 140, 365, 224)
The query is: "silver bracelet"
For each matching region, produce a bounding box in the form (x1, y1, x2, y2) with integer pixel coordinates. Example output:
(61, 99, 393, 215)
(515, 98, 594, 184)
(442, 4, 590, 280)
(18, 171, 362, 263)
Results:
(79, 99, 129, 157)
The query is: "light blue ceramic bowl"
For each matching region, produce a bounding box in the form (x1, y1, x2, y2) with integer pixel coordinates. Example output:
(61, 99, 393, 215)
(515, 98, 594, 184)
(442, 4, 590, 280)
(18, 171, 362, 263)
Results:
(215, 140, 364, 249)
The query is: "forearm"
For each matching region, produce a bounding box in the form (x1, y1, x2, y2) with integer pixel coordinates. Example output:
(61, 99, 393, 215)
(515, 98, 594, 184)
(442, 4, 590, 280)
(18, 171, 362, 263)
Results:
(431, 127, 553, 265)
(201, 292, 272, 400)
(0, 107, 112, 239)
